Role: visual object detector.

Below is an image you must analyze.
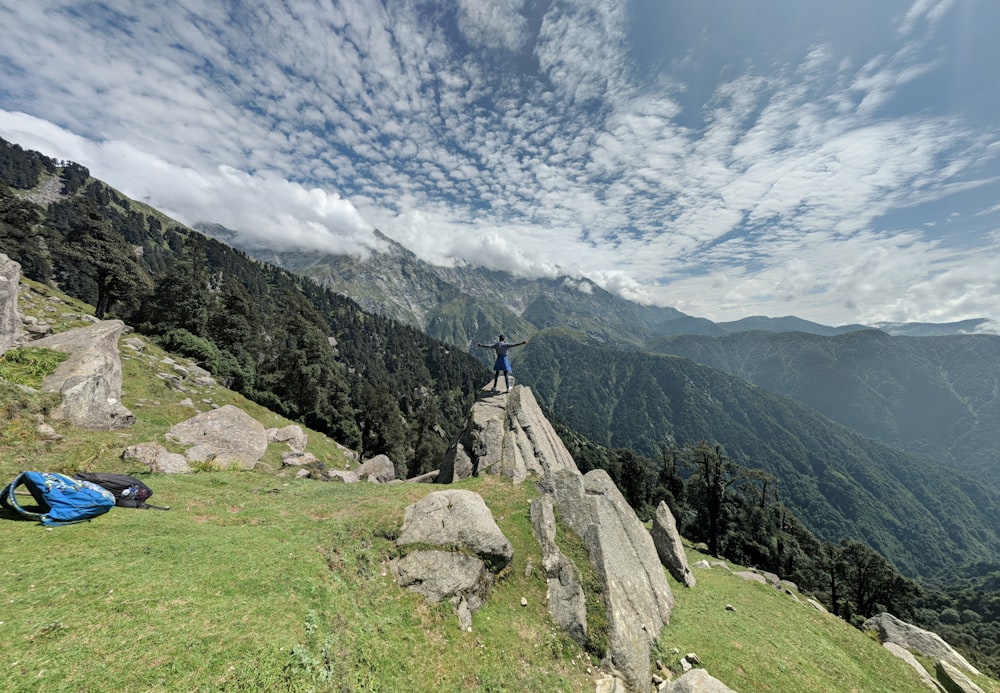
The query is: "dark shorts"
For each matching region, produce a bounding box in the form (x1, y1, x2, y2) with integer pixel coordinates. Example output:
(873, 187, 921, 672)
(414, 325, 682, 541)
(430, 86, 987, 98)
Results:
(494, 355, 511, 373)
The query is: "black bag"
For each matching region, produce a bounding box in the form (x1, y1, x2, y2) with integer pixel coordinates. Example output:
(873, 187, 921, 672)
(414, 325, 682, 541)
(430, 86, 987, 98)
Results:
(72, 472, 169, 510)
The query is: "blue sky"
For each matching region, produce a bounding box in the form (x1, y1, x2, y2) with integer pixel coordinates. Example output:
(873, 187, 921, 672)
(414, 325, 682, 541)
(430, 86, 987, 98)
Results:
(1, 0, 999, 330)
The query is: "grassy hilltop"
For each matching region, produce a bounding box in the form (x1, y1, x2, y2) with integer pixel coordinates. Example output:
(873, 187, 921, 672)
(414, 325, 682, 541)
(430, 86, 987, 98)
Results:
(1, 282, 998, 693)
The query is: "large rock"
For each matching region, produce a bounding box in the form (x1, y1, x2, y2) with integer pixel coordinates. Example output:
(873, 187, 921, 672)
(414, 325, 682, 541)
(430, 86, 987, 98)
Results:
(935, 659, 985, 693)
(663, 668, 737, 692)
(355, 454, 396, 483)
(439, 384, 579, 484)
(122, 442, 193, 474)
(530, 495, 588, 645)
(394, 490, 513, 629)
(863, 612, 981, 677)
(166, 405, 268, 470)
(266, 424, 307, 452)
(32, 320, 135, 429)
(396, 490, 512, 570)
(651, 501, 696, 587)
(0, 254, 23, 353)
(549, 468, 675, 692)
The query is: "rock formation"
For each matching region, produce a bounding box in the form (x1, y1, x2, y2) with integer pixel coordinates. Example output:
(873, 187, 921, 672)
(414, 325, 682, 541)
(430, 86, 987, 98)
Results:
(32, 320, 136, 429)
(863, 612, 981, 677)
(438, 385, 579, 483)
(165, 404, 268, 470)
(548, 467, 675, 692)
(650, 500, 696, 587)
(0, 253, 23, 353)
(393, 489, 513, 629)
(529, 494, 588, 645)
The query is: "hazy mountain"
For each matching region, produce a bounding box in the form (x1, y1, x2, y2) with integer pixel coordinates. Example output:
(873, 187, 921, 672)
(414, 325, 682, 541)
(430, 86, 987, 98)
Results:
(645, 329, 1000, 486)
(518, 328, 1000, 579)
(197, 222, 990, 343)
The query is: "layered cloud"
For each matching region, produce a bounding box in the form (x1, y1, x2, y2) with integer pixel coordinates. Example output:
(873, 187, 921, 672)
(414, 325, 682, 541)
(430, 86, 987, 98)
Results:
(1, 0, 998, 328)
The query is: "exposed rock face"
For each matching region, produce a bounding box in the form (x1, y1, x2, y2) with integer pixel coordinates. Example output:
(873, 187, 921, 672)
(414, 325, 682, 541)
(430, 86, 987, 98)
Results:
(863, 612, 981, 677)
(935, 659, 985, 693)
(438, 385, 579, 483)
(663, 668, 737, 692)
(650, 501, 696, 587)
(549, 468, 675, 692)
(394, 490, 513, 629)
(166, 404, 268, 470)
(0, 254, 23, 353)
(529, 495, 588, 645)
(32, 320, 135, 429)
(355, 454, 396, 483)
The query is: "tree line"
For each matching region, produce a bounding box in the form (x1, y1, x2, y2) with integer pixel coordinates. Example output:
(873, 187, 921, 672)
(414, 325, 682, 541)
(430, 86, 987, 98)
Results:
(0, 143, 489, 480)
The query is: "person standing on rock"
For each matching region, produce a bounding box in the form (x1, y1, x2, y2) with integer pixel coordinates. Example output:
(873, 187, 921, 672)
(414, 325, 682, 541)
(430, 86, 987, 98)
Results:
(477, 334, 527, 393)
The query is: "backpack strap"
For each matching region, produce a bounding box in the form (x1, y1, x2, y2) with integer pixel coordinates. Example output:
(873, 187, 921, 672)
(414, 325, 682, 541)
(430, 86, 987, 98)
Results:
(2, 472, 48, 522)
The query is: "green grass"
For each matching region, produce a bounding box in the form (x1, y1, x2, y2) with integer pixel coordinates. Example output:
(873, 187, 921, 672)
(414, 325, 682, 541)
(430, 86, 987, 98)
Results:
(660, 551, 1000, 693)
(0, 474, 593, 692)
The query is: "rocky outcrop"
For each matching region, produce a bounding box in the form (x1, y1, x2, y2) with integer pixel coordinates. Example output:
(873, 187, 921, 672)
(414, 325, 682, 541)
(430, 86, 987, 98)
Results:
(650, 501, 696, 587)
(661, 668, 737, 692)
(0, 254, 23, 353)
(863, 612, 981, 677)
(394, 490, 513, 629)
(438, 384, 578, 483)
(165, 405, 268, 470)
(530, 494, 588, 645)
(32, 320, 136, 429)
(935, 660, 985, 693)
(548, 468, 675, 692)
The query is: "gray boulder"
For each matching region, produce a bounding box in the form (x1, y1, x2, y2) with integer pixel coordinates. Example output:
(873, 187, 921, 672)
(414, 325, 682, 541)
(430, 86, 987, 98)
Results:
(663, 669, 737, 692)
(651, 501, 696, 587)
(550, 468, 674, 692)
(33, 320, 136, 429)
(863, 612, 981, 676)
(529, 495, 588, 645)
(122, 442, 193, 474)
(166, 404, 268, 470)
(355, 454, 396, 483)
(394, 490, 513, 629)
(0, 254, 23, 353)
(439, 385, 578, 484)
(935, 660, 985, 693)
(394, 550, 493, 630)
(267, 424, 307, 453)
(396, 490, 512, 571)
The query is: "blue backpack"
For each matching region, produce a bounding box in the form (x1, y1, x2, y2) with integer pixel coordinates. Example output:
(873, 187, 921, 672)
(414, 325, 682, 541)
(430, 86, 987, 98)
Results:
(1, 471, 116, 526)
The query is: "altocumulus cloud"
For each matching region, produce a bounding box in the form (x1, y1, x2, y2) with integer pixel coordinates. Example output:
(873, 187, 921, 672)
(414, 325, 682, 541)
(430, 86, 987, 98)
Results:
(0, 0, 999, 329)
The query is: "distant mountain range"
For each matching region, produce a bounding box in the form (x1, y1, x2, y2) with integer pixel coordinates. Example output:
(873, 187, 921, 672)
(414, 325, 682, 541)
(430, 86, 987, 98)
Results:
(195, 223, 992, 343)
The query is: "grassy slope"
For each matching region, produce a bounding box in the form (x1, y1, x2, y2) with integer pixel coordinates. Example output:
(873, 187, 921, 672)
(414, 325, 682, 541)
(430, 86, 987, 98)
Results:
(1, 282, 998, 692)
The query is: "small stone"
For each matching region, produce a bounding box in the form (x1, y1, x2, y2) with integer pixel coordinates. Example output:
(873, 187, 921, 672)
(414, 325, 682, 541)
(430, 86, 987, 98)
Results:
(520, 597, 528, 607)
(726, 604, 736, 611)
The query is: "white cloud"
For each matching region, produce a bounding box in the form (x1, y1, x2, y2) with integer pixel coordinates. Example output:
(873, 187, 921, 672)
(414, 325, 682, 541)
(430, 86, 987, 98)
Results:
(1, 0, 999, 330)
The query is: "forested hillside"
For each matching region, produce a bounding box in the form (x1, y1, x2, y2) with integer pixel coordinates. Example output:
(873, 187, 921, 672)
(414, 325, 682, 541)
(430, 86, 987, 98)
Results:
(0, 137, 488, 478)
(517, 328, 999, 580)
(646, 329, 1000, 485)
